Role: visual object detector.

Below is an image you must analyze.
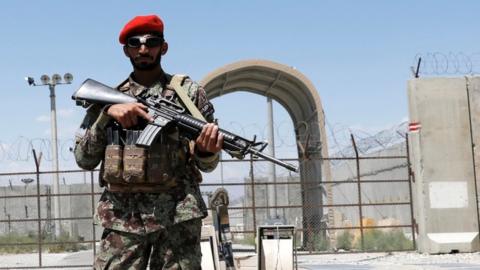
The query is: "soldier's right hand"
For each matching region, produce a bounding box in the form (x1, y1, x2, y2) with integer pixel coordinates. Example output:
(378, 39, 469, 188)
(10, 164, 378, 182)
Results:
(106, 103, 154, 128)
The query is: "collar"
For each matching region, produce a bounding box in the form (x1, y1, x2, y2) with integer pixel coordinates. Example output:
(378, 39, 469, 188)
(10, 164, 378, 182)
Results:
(123, 73, 173, 97)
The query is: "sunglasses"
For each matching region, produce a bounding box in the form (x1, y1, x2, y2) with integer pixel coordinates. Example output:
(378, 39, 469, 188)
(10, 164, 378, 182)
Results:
(127, 36, 164, 48)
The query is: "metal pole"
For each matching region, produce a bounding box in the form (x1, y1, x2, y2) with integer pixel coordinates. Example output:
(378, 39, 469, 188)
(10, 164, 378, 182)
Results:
(24, 184, 28, 218)
(267, 96, 278, 219)
(220, 151, 224, 187)
(405, 133, 417, 250)
(2, 188, 6, 234)
(49, 84, 61, 237)
(32, 150, 43, 267)
(90, 171, 97, 256)
(351, 134, 365, 250)
(250, 155, 257, 241)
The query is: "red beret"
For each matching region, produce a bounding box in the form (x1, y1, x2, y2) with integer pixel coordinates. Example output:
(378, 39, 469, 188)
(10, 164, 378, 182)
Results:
(119, 15, 164, 44)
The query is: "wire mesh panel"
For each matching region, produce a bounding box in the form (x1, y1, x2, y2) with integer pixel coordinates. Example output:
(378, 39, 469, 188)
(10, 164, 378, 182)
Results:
(0, 138, 415, 268)
(0, 169, 100, 269)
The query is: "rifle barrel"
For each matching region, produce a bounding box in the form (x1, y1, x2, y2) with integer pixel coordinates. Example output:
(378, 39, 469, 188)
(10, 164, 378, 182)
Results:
(248, 149, 298, 172)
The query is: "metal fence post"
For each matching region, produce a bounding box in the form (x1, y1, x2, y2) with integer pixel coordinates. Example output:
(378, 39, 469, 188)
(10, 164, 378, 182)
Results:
(405, 133, 417, 250)
(250, 154, 257, 240)
(32, 149, 42, 267)
(350, 134, 365, 250)
(90, 171, 97, 256)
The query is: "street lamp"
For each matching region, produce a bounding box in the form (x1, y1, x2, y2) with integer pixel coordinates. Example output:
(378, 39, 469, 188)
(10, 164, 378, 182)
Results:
(21, 178, 34, 218)
(25, 73, 73, 237)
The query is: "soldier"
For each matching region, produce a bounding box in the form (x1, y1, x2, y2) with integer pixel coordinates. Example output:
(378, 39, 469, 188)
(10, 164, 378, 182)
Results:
(74, 14, 223, 269)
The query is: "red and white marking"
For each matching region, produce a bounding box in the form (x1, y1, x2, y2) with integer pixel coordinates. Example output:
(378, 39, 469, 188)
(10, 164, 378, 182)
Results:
(409, 122, 421, 132)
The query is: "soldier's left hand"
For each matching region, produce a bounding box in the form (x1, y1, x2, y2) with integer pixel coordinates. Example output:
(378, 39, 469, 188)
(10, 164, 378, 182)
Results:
(196, 123, 224, 154)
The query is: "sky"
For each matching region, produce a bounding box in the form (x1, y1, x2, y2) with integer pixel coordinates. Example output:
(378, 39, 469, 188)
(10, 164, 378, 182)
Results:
(1, 0, 480, 177)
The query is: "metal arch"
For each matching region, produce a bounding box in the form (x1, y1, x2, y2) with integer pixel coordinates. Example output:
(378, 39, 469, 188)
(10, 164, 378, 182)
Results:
(220, 72, 229, 96)
(264, 71, 282, 97)
(200, 59, 329, 161)
(200, 59, 332, 249)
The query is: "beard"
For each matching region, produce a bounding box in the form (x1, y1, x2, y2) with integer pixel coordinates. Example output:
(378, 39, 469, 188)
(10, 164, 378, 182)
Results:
(130, 53, 161, 71)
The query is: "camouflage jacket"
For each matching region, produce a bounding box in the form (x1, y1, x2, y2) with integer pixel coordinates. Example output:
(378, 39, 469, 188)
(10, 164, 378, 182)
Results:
(74, 73, 219, 234)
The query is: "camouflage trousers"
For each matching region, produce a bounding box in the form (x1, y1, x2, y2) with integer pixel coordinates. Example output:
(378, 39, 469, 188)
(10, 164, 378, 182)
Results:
(94, 218, 202, 270)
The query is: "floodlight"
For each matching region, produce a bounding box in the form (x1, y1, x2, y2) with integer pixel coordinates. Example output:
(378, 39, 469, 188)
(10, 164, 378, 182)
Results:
(52, 74, 62, 84)
(63, 73, 73, 83)
(40, 75, 50, 85)
(21, 178, 34, 185)
(25, 76, 35, 86)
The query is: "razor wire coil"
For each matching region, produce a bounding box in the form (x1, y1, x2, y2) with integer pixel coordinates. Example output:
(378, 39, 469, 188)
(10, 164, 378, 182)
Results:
(413, 52, 480, 76)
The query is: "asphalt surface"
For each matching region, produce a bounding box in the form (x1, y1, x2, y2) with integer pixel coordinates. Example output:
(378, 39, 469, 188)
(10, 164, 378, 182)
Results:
(2, 250, 480, 269)
(297, 252, 480, 270)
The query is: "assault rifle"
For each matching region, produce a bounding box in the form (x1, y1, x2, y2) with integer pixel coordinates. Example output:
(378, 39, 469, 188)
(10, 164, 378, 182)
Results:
(72, 79, 298, 172)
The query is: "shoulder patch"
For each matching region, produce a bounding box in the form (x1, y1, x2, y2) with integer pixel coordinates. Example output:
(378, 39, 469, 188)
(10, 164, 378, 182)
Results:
(182, 78, 199, 99)
(80, 104, 103, 129)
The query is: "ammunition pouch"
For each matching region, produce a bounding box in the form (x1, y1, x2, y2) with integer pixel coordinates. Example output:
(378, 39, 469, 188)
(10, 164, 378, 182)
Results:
(103, 145, 123, 184)
(102, 127, 189, 193)
(123, 145, 147, 183)
(147, 142, 177, 188)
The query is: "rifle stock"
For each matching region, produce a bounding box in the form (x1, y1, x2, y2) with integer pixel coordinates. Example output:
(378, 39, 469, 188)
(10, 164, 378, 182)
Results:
(72, 79, 137, 106)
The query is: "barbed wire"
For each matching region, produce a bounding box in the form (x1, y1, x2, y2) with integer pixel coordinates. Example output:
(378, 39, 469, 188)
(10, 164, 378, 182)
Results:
(0, 137, 75, 162)
(413, 52, 480, 76)
(326, 120, 407, 159)
(0, 120, 407, 164)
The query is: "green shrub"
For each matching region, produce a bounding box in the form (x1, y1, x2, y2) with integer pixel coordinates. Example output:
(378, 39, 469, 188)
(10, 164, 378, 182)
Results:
(354, 229, 412, 251)
(311, 233, 329, 251)
(234, 234, 256, 247)
(45, 231, 88, 253)
(336, 231, 353, 250)
(0, 231, 87, 254)
(0, 232, 38, 254)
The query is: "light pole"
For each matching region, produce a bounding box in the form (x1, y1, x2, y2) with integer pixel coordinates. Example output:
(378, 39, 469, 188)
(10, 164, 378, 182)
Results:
(25, 73, 73, 237)
(21, 178, 34, 218)
(266, 97, 278, 220)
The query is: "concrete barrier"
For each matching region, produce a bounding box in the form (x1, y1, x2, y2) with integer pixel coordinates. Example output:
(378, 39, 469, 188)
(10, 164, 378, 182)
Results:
(408, 77, 480, 253)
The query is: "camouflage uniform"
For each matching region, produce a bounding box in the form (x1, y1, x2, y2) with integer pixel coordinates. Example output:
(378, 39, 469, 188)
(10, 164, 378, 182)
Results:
(74, 74, 218, 270)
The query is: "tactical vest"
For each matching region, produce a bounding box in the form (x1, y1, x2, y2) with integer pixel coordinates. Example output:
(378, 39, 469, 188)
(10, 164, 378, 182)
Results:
(101, 75, 201, 193)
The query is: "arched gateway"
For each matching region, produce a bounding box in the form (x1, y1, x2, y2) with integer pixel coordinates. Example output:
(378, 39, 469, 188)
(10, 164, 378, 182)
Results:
(201, 59, 331, 247)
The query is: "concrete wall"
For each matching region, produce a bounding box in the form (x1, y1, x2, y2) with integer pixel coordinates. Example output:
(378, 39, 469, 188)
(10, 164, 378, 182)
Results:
(0, 182, 102, 241)
(467, 77, 480, 209)
(408, 77, 480, 253)
(329, 142, 412, 230)
(241, 147, 412, 240)
(243, 177, 302, 231)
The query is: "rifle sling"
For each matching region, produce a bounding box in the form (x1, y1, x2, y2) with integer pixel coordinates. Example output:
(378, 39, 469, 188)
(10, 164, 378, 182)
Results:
(168, 75, 206, 121)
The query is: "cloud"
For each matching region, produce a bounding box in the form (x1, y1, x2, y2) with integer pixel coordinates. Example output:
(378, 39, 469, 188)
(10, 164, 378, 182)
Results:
(0, 142, 10, 162)
(0, 141, 9, 150)
(35, 108, 75, 122)
(57, 109, 75, 118)
(42, 124, 78, 139)
(36, 115, 50, 122)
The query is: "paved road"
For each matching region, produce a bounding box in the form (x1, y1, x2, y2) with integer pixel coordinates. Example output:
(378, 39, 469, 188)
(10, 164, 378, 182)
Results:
(300, 264, 480, 270)
(297, 252, 480, 270)
(56, 251, 480, 269)
(2, 250, 480, 269)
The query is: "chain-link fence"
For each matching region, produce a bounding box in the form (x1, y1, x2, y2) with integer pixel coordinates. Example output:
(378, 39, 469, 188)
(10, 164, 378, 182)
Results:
(220, 136, 415, 254)
(0, 138, 415, 268)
